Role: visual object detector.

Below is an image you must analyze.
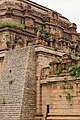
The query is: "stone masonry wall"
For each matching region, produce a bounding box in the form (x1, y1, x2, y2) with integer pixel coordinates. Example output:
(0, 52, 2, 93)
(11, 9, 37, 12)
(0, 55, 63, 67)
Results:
(41, 78, 80, 120)
(0, 46, 36, 120)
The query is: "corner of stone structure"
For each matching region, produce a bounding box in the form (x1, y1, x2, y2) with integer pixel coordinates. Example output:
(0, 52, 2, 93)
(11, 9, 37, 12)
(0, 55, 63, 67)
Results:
(0, 46, 36, 120)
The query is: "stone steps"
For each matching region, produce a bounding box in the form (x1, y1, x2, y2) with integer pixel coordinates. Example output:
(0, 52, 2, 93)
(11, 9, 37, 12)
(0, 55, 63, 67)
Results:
(46, 116, 80, 120)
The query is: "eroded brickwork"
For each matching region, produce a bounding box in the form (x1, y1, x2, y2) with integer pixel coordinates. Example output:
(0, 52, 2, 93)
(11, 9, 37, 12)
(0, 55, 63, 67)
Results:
(0, 46, 36, 120)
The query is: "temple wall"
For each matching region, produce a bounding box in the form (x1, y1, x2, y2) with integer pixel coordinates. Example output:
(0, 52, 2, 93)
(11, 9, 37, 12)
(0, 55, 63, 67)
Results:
(0, 0, 80, 120)
(41, 77, 80, 119)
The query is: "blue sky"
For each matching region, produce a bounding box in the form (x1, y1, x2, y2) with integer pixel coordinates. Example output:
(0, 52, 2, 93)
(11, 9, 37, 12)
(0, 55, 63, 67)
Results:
(32, 0, 80, 32)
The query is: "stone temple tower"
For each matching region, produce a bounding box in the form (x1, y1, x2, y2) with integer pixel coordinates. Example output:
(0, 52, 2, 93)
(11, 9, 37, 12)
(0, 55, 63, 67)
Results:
(0, 0, 80, 120)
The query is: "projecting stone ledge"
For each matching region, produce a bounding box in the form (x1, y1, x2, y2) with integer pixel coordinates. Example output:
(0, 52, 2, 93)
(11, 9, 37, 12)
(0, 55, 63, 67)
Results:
(0, 46, 36, 120)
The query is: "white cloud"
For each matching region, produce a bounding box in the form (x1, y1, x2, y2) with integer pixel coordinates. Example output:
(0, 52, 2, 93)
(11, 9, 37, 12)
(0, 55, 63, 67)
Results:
(31, 0, 80, 32)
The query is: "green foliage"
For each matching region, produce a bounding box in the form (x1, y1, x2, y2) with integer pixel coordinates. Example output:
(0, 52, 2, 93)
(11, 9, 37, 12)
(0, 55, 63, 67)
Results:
(68, 52, 79, 60)
(54, 68, 62, 75)
(42, 31, 50, 41)
(0, 21, 24, 30)
(6, 40, 11, 48)
(32, 22, 50, 41)
(65, 92, 72, 101)
(42, 16, 47, 22)
(60, 78, 73, 101)
(61, 82, 73, 90)
(69, 65, 80, 77)
(32, 23, 39, 32)
(64, 77, 68, 81)
(54, 65, 62, 75)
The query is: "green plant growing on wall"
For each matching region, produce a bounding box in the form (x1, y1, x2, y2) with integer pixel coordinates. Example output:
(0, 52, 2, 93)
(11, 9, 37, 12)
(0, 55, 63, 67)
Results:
(69, 65, 80, 77)
(65, 92, 72, 101)
(0, 21, 24, 30)
(54, 67, 62, 75)
(60, 77, 73, 101)
(68, 51, 73, 59)
(42, 30, 50, 41)
(6, 39, 11, 48)
(68, 51, 79, 61)
(32, 23, 39, 33)
(42, 16, 47, 22)
(54, 64, 62, 75)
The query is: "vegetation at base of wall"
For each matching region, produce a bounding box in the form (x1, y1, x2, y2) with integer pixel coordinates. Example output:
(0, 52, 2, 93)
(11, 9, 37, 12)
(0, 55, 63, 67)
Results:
(0, 21, 24, 30)
(68, 65, 80, 77)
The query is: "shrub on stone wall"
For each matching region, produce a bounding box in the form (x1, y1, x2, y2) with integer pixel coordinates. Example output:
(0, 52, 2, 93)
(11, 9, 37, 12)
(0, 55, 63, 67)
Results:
(69, 65, 80, 77)
(42, 30, 50, 41)
(42, 16, 47, 22)
(6, 39, 11, 48)
(32, 23, 39, 33)
(0, 21, 24, 30)
(60, 77, 73, 101)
